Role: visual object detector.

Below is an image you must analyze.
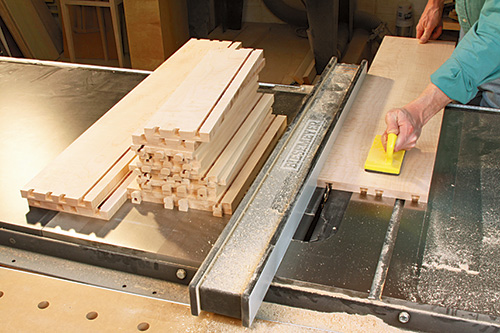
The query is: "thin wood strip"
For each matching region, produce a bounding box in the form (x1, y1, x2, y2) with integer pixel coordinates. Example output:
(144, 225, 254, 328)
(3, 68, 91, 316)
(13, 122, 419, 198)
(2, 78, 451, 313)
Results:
(303, 61, 316, 85)
(198, 51, 265, 142)
(221, 115, 286, 215)
(187, 113, 279, 215)
(195, 91, 263, 176)
(25, 168, 135, 221)
(21, 145, 137, 210)
(317, 37, 455, 203)
(130, 114, 281, 216)
(83, 151, 137, 208)
(216, 112, 274, 186)
(292, 48, 314, 85)
(206, 94, 274, 185)
(228, 41, 243, 49)
(27, 199, 95, 217)
(193, 83, 261, 175)
(98, 171, 135, 220)
(176, 48, 255, 140)
(126, 176, 141, 197)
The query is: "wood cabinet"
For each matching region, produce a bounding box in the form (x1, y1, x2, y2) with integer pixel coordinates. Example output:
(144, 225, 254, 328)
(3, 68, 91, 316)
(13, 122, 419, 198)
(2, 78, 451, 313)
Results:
(123, 0, 189, 70)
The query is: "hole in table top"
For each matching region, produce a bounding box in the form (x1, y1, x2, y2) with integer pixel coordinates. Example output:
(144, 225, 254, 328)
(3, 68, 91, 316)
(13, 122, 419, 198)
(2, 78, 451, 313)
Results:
(86, 311, 98, 320)
(137, 322, 150, 331)
(38, 301, 50, 309)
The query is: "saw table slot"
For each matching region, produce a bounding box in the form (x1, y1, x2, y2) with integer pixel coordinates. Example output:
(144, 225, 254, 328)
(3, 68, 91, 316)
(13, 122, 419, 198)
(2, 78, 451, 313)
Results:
(293, 186, 352, 243)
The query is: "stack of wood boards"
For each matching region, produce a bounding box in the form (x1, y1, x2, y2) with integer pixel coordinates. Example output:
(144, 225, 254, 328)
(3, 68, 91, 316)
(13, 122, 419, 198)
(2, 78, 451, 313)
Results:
(127, 45, 287, 216)
(20, 38, 285, 220)
(318, 37, 455, 203)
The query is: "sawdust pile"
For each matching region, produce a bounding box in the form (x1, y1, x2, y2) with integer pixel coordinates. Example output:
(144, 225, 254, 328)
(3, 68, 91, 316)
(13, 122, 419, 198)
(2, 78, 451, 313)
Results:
(255, 302, 406, 332)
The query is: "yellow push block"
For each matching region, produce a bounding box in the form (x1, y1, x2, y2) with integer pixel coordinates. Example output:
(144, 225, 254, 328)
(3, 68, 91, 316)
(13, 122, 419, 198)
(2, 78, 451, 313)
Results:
(364, 133, 406, 175)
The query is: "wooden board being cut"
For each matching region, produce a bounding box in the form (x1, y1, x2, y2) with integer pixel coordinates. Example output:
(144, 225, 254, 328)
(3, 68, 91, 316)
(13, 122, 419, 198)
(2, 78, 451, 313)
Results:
(318, 37, 455, 203)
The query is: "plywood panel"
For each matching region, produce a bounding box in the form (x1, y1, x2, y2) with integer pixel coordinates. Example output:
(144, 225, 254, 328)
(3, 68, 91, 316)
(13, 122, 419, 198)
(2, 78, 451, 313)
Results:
(318, 37, 455, 203)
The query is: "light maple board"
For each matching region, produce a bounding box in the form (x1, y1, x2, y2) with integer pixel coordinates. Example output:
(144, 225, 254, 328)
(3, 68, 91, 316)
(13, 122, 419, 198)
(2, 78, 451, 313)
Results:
(143, 48, 255, 140)
(318, 37, 455, 203)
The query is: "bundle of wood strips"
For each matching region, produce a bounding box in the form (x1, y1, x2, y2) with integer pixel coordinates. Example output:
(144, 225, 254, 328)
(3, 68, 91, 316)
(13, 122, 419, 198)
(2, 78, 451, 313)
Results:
(21, 39, 285, 219)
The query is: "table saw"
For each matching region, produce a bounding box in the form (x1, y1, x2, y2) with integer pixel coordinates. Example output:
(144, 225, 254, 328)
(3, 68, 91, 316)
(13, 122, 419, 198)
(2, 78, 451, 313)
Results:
(1, 55, 500, 332)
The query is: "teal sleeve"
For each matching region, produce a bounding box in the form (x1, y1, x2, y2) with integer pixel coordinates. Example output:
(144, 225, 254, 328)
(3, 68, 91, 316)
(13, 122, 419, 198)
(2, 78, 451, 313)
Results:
(431, 0, 500, 103)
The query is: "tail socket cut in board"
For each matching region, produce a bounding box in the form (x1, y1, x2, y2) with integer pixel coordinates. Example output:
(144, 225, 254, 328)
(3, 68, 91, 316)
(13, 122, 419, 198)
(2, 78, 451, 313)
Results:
(360, 187, 368, 196)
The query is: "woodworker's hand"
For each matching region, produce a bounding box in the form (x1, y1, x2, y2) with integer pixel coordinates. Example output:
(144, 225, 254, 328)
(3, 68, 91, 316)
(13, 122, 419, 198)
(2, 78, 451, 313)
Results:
(416, 0, 445, 43)
(382, 83, 452, 152)
(382, 108, 422, 152)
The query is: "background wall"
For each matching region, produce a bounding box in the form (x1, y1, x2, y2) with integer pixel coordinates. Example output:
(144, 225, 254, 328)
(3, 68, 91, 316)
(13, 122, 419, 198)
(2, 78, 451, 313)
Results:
(243, 0, 429, 36)
(357, 0, 427, 35)
(243, 0, 285, 24)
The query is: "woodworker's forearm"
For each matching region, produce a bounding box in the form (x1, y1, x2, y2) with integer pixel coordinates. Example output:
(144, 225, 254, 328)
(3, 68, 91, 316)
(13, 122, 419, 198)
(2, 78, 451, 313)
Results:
(427, 0, 445, 8)
(403, 83, 452, 128)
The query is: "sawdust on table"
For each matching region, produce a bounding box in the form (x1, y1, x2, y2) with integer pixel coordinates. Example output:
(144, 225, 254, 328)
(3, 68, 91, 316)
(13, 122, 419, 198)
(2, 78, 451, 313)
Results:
(255, 302, 408, 333)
